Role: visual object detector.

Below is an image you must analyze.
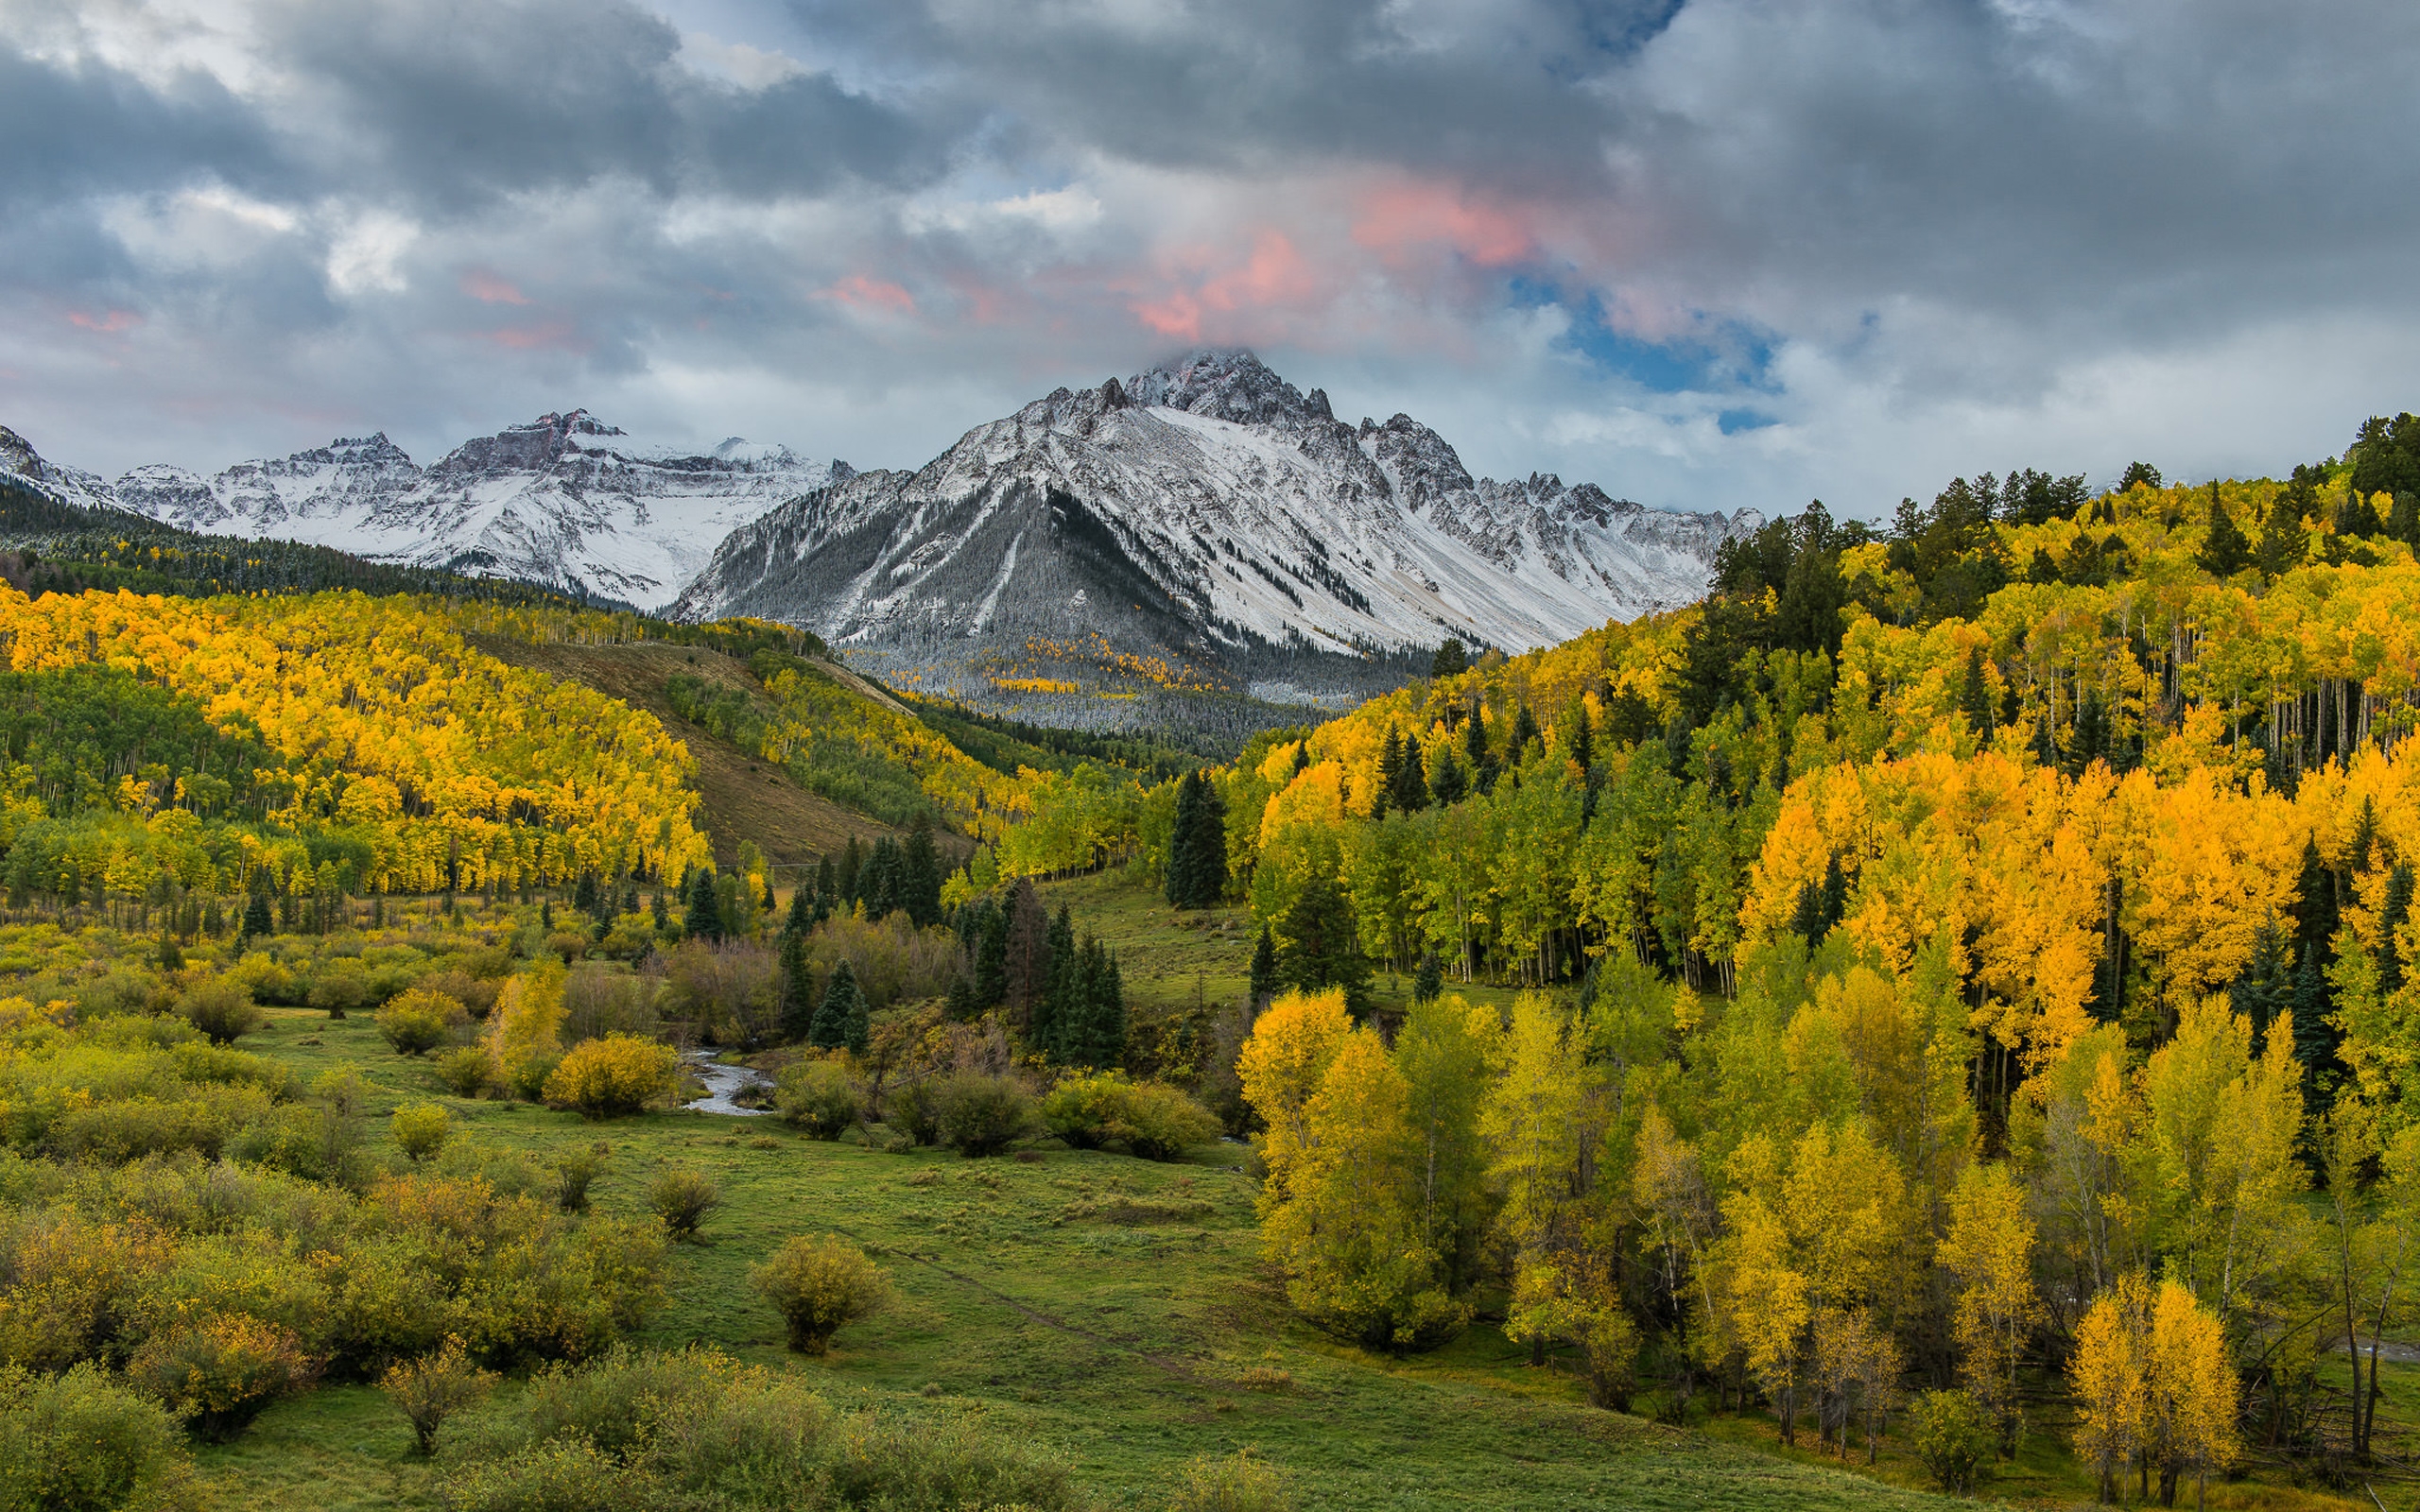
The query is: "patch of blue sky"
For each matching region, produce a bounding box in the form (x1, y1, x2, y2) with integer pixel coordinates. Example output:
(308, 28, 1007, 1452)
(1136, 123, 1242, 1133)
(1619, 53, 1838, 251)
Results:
(1511, 277, 1778, 397)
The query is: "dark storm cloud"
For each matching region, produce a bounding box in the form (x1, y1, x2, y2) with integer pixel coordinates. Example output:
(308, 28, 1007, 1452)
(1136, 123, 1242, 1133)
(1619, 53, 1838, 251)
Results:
(4, 0, 2419, 509)
(0, 46, 276, 209)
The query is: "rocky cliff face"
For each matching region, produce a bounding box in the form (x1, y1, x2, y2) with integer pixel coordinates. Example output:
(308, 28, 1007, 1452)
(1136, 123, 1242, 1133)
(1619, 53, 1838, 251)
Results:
(674, 351, 1758, 709)
(84, 413, 841, 610)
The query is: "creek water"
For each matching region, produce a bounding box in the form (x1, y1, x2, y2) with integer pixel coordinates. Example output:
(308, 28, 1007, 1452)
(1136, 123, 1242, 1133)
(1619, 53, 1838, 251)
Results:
(681, 1049, 774, 1116)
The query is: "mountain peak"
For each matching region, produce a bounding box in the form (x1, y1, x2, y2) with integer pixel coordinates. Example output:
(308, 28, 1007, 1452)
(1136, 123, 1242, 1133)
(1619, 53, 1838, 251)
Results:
(1124, 349, 1328, 431)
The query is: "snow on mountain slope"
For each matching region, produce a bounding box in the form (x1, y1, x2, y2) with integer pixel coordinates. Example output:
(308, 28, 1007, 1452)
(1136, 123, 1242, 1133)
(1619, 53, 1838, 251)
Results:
(88, 412, 841, 610)
(674, 351, 1758, 708)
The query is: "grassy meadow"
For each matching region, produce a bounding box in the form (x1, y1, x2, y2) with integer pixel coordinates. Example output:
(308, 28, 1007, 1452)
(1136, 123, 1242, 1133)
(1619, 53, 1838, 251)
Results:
(197, 993, 1996, 1512)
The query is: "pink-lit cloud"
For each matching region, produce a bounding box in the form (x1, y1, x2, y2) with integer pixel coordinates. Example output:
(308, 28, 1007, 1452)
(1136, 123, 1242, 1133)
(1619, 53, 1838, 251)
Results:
(1352, 181, 1537, 270)
(818, 275, 917, 317)
(460, 270, 529, 305)
(1130, 229, 1321, 344)
(66, 309, 142, 334)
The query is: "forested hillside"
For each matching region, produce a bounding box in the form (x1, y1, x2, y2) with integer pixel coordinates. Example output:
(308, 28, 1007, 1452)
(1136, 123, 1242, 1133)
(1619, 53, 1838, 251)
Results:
(1047, 422, 2420, 1503)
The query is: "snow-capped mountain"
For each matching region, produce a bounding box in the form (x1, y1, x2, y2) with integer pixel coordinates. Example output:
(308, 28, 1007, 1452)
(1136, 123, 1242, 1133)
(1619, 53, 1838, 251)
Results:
(27, 412, 843, 610)
(0, 424, 119, 511)
(674, 351, 1758, 705)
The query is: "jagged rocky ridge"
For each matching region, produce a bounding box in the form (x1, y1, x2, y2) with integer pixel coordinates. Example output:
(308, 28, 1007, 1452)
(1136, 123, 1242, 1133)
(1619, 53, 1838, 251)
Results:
(673, 351, 1758, 709)
(4, 414, 841, 610)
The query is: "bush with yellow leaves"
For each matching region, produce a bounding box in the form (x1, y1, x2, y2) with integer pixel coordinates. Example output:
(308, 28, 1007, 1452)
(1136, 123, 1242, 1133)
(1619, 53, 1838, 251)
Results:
(543, 1034, 681, 1119)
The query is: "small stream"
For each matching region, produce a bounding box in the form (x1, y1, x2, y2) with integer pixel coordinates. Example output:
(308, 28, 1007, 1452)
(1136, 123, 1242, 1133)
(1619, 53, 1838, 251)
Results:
(681, 1049, 775, 1116)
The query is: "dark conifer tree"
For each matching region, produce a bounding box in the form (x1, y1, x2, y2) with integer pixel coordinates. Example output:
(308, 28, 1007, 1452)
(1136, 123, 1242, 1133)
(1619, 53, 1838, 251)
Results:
(2199, 487, 2252, 576)
(1393, 732, 1430, 813)
(1431, 639, 1467, 679)
(786, 885, 813, 936)
(651, 887, 668, 933)
(1167, 772, 1204, 907)
(1278, 871, 1373, 1020)
(1428, 747, 1465, 806)
(1250, 924, 1279, 1009)
(1410, 951, 1443, 1005)
(1508, 704, 1542, 761)
(685, 868, 722, 942)
(778, 929, 816, 1043)
(573, 872, 599, 916)
(838, 838, 863, 907)
(976, 902, 1010, 1008)
(1374, 728, 1401, 821)
(814, 855, 838, 920)
(2380, 864, 2413, 996)
(2067, 692, 2107, 776)
(1563, 694, 1594, 779)
(902, 814, 942, 926)
(1959, 648, 1995, 742)
(1003, 877, 1051, 1025)
(809, 960, 862, 1051)
(2291, 948, 2341, 1086)
(1187, 776, 1228, 904)
(241, 888, 274, 944)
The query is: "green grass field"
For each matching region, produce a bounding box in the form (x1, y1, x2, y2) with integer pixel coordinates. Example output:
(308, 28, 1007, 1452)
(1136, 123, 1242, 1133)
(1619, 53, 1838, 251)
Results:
(206, 1001, 1999, 1512)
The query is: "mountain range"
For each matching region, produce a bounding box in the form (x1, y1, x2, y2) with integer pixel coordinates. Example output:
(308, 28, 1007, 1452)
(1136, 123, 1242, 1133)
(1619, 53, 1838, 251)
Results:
(2, 351, 1757, 717)
(1, 413, 841, 610)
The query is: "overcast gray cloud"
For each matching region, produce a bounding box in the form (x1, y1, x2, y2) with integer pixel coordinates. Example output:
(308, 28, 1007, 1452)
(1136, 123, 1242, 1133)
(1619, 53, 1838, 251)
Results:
(3, 0, 2416, 519)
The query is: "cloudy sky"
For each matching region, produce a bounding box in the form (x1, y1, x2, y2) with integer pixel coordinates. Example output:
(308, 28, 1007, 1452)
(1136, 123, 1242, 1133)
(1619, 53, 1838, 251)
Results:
(5, 0, 2414, 520)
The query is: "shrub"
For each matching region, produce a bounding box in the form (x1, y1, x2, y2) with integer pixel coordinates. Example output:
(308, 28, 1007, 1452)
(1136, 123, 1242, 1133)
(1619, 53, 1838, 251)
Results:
(1910, 1388, 1994, 1493)
(0, 1361, 193, 1512)
(390, 1103, 452, 1163)
(125, 1313, 316, 1442)
(553, 1146, 607, 1212)
(543, 1035, 680, 1118)
(648, 1168, 721, 1240)
(447, 1435, 625, 1512)
(1168, 1451, 1294, 1512)
(1039, 1073, 1221, 1160)
(888, 1078, 941, 1146)
(418, 967, 500, 1019)
(376, 988, 468, 1057)
(750, 1236, 890, 1354)
(306, 960, 370, 1020)
(378, 1336, 494, 1455)
(929, 1072, 1034, 1158)
(434, 1045, 493, 1098)
(775, 1059, 862, 1140)
(179, 976, 264, 1046)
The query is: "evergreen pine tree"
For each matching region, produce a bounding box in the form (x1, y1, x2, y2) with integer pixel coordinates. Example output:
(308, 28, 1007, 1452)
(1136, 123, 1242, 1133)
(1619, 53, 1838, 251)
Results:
(2339, 490, 2384, 539)
(651, 886, 668, 933)
(1393, 733, 1430, 812)
(1410, 951, 1443, 1005)
(573, 872, 599, 916)
(902, 814, 942, 925)
(1167, 772, 1204, 908)
(541, 899, 554, 931)
(2380, 863, 2413, 995)
(1464, 696, 1492, 786)
(1291, 741, 1310, 777)
(1249, 924, 1278, 1009)
(1431, 639, 1467, 679)
(2257, 505, 2305, 576)
(814, 855, 837, 920)
(786, 885, 812, 936)
(2294, 836, 2341, 967)
(1960, 647, 1995, 741)
(838, 839, 863, 907)
(1277, 871, 1374, 1019)
(778, 929, 816, 1043)
(1428, 747, 1466, 806)
(1563, 694, 1594, 778)
(809, 961, 862, 1051)
(2291, 947, 2340, 1085)
(685, 868, 722, 942)
(1508, 704, 1542, 761)
(1187, 776, 1228, 905)
(2351, 799, 2380, 874)
(1374, 728, 1401, 821)
(842, 974, 871, 1056)
(2199, 487, 2252, 576)
(1031, 906, 1077, 1057)
(241, 887, 274, 943)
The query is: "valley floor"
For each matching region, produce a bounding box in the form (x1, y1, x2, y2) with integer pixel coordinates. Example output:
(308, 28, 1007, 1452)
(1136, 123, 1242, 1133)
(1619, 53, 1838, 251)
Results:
(202, 986, 2385, 1512)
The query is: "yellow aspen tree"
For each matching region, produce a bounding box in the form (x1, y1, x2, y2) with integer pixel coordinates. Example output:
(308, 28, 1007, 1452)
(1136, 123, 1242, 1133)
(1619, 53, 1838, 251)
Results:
(1722, 1187, 1811, 1446)
(1482, 993, 1607, 1365)
(1260, 1025, 1464, 1349)
(1939, 1161, 2039, 1455)
(1236, 988, 1353, 1214)
(2143, 1280, 2237, 1509)
(487, 958, 566, 1098)
(2071, 1272, 2153, 1505)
